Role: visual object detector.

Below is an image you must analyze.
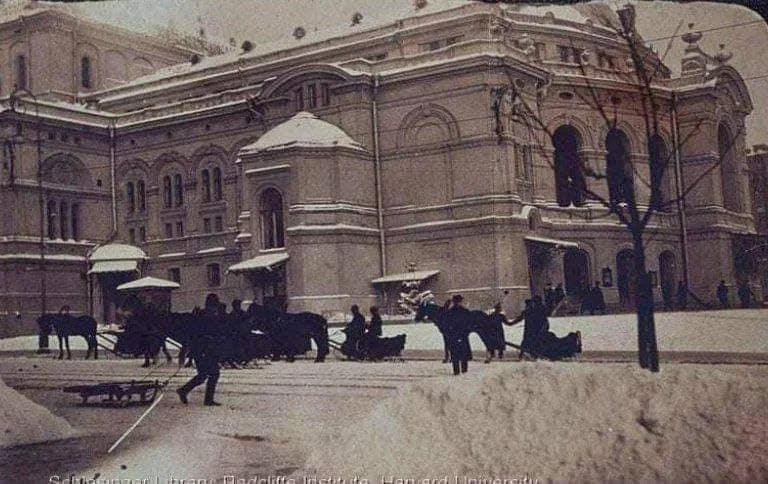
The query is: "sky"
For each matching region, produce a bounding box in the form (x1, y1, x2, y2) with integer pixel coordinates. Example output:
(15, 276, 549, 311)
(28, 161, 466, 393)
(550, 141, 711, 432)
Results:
(43, 0, 768, 147)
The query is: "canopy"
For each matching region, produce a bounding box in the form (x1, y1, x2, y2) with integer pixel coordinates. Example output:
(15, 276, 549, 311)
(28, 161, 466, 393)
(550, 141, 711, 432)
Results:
(524, 236, 579, 249)
(228, 252, 289, 273)
(87, 260, 138, 274)
(371, 270, 439, 285)
(117, 276, 180, 292)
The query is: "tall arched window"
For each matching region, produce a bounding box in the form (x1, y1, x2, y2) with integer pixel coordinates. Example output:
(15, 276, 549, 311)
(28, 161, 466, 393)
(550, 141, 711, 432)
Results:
(553, 125, 586, 207)
(59, 201, 68, 240)
(126, 182, 135, 213)
(46, 200, 57, 239)
(137, 180, 146, 212)
(201, 169, 211, 203)
(81, 56, 92, 89)
(213, 167, 222, 201)
(648, 135, 670, 210)
(162, 176, 172, 208)
(15, 55, 27, 90)
(260, 188, 285, 249)
(606, 129, 634, 205)
(719, 123, 741, 212)
(173, 173, 184, 207)
(71, 203, 80, 240)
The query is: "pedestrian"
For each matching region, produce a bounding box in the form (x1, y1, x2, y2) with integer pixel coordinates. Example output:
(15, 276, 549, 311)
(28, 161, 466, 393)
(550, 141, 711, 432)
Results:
(676, 281, 688, 310)
(486, 302, 507, 362)
(506, 298, 545, 359)
(444, 294, 472, 375)
(737, 281, 753, 308)
(591, 282, 606, 314)
(716, 280, 729, 309)
(544, 283, 555, 315)
(176, 332, 223, 406)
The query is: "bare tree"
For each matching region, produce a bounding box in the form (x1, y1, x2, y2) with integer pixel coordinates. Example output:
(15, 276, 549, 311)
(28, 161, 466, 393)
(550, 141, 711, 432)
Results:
(491, 7, 746, 372)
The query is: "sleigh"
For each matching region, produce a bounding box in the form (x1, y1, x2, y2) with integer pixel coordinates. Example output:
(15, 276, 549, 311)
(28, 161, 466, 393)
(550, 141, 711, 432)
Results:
(329, 334, 406, 361)
(506, 331, 582, 361)
(63, 379, 164, 407)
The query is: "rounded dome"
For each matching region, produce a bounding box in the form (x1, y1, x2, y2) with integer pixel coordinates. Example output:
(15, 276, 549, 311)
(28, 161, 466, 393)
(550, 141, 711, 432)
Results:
(90, 244, 147, 261)
(240, 112, 367, 154)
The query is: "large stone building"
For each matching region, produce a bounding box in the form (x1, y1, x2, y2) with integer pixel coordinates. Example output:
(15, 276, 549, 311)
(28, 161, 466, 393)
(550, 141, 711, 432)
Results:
(0, 1, 761, 335)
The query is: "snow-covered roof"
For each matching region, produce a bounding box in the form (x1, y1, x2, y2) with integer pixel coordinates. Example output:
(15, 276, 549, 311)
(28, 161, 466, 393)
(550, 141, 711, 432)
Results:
(372, 270, 440, 285)
(116, 276, 180, 291)
(239, 112, 367, 155)
(228, 252, 289, 273)
(524, 236, 579, 249)
(88, 260, 138, 275)
(89, 244, 147, 261)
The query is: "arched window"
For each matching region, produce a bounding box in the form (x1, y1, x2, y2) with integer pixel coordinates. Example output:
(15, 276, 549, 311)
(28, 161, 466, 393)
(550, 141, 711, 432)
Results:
(606, 129, 634, 206)
(81, 56, 92, 89)
(71, 203, 80, 240)
(126, 182, 135, 213)
(719, 123, 741, 212)
(15, 55, 27, 90)
(162, 176, 172, 208)
(59, 201, 68, 240)
(260, 188, 285, 249)
(46, 200, 57, 239)
(553, 126, 586, 207)
(213, 167, 222, 201)
(648, 135, 670, 210)
(137, 180, 146, 212)
(173, 173, 184, 207)
(201, 169, 211, 203)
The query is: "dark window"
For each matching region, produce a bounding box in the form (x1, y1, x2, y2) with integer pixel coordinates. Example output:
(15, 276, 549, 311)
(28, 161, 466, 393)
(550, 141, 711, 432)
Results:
(139, 226, 146, 242)
(81, 57, 91, 89)
(295, 87, 304, 111)
(203, 217, 211, 233)
(321, 84, 331, 106)
(126, 182, 135, 213)
(572, 48, 585, 64)
(175, 221, 184, 237)
(173, 173, 183, 207)
(128, 228, 136, 244)
(168, 268, 181, 284)
(558, 45, 571, 63)
(554, 126, 586, 207)
(446, 36, 463, 46)
(201, 169, 211, 203)
(165, 223, 173, 238)
(46, 200, 57, 239)
(71, 203, 79, 240)
(137, 180, 146, 212)
(214, 215, 223, 232)
(207, 263, 221, 287)
(213, 167, 222, 200)
(649, 134, 669, 210)
(15, 55, 27, 90)
(606, 129, 634, 205)
(307, 84, 317, 109)
(260, 188, 285, 249)
(163, 176, 172, 208)
(59, 201, 68, 240)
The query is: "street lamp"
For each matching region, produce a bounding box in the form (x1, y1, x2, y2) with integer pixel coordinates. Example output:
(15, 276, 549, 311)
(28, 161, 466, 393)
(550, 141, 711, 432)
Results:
(8, 86, 47, 352)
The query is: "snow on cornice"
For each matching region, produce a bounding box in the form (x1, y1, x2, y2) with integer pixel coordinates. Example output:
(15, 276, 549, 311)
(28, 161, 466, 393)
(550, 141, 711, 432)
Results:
(239, 112, 367, 154)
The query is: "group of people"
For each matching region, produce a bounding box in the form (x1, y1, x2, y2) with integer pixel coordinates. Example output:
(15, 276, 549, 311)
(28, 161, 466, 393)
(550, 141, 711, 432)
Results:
(340, 305, 383, 359)
(579, 282, 606, 315)
(716, 280, 756, 309)
(508, 296, 582, 360)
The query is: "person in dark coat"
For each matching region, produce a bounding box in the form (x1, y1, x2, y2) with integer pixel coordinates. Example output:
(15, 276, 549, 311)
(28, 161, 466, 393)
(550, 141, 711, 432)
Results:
(737, 281, 752, 308)
(444, 294, 472, 375)
(485, 303, 507, 362)
(676, 281, 688, 310)
(716, 280, 729, 309)
(360, 306, 383, 357)
(506, 299, 542, 358)
(544, 283, 555, 315)
(436, 300, 452, 363)
(177, 332, 223, 406)
(341, 304, 365, 359)
(591, 282, 606, 315)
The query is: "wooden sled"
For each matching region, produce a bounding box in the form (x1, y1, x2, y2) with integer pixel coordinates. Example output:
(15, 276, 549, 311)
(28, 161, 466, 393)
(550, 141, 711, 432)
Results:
(63, 380, 163, 407)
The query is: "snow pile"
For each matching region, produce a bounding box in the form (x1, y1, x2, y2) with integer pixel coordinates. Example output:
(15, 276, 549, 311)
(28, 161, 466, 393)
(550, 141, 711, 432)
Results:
(0, 378, 77, 448)
(305, 363, 768, 482)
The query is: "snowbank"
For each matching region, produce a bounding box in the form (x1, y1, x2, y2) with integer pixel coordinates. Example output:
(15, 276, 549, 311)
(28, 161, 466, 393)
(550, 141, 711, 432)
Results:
(0, 378, 77, 448)
(305, 363, 768, 482)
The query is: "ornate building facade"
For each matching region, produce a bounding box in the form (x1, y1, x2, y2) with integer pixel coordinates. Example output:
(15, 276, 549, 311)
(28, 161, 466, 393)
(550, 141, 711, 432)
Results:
(0, 1, 759, 334)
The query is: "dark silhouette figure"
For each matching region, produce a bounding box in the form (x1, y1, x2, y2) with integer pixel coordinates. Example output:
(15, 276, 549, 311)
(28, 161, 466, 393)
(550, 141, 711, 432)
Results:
(737, 282, 753, 308)
(444, 294, 472, 375)
(485, 303, 507, 362)
(591, 282, 606, 315)
(676, 281, 688, 310)
(176, 333, 223, 406)
(661, 283, 674, 311)
(716, 280, 729, 309)
(341, 305, 365, 359)
(507, 296, 581, 360)
(544, 283, 555, 315)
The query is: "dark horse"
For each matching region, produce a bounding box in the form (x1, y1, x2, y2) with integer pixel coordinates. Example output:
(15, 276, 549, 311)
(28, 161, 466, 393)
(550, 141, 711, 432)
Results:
(414, 301, 501, 360)
(246, 303, 329, 362)
(37, 313, 98, 360)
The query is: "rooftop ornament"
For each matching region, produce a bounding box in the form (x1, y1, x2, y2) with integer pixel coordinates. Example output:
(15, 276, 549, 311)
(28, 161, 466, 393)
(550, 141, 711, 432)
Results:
(714, 43, 733, 64)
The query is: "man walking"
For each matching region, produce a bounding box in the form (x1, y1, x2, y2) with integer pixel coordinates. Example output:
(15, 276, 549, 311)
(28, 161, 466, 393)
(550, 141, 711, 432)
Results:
(444, 294, 472, 375)
(716, 280, 729, 309)
(177, 332, 223, 406)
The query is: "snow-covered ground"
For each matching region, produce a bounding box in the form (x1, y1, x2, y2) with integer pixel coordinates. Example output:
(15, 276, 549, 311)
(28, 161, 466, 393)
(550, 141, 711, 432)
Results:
(0, 378, 77, 448)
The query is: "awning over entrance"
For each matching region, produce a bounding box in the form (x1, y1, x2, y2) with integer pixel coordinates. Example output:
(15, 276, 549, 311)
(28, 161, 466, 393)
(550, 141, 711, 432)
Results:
(371, 270, 440, 285)
(228, 252, 289, 274)
(524, 236, 579, 249)
(117, 276, 180, 292)
(87, 260, 138, 274)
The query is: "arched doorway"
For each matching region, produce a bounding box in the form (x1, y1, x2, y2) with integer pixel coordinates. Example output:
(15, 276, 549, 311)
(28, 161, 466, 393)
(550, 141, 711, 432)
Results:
(616, 249, 636, 307)
(563, 248, 590, 296)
